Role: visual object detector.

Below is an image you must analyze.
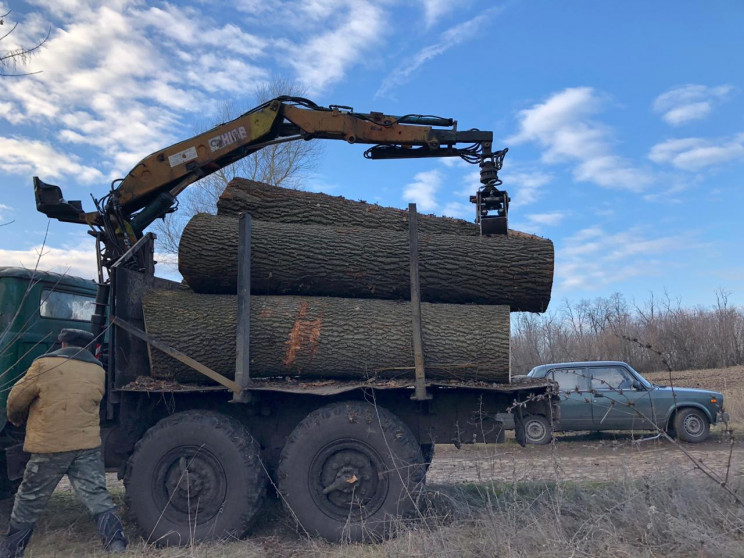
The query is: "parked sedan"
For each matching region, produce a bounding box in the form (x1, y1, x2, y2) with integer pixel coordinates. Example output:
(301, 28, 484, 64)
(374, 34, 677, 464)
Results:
(520, 361, 728, 445)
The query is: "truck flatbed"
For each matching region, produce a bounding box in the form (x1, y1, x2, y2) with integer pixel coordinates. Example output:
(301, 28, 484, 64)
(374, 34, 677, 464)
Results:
(119, 375, 555, 395)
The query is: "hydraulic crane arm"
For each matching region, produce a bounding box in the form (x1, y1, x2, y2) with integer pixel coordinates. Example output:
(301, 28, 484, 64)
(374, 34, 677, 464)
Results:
(34, 96, 509, 268)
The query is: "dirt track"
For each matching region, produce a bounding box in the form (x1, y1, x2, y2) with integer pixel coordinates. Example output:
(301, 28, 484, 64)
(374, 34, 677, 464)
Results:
(428, 431, 743, 485)
(424, 365, 744, 486)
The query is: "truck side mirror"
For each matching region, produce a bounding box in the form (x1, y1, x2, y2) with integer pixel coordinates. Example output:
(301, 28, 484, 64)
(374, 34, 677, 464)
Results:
(632, 380, 644, 391)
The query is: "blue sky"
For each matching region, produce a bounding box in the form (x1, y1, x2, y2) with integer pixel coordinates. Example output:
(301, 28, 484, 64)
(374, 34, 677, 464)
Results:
(1, 0, 742, 310)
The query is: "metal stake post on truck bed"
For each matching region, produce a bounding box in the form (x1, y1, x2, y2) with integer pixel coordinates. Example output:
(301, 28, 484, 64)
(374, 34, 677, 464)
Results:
(233, 213, 252, 403)
(408, 203, 432, 402)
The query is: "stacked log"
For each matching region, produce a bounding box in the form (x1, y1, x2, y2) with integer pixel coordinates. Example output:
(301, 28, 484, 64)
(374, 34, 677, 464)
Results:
(178, 214, 553, 312)
(143, 178, 554, 384)
(142, 290, 509, 383)
(218, 178, 480, 234)
(218, 178, 537, 238)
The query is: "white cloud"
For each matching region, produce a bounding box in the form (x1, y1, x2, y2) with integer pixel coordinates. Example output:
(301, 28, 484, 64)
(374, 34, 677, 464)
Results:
(0, 137, 103, 182)
(139, 6, 266, 58)
(304, 176, 340, 194)
(0, 3, 274, 183)
(527, 212, 566, 226)
(419, 0, 471, 27)
(0, 237, 180, 281)
(653, 84, 733, 126)
(648, 135, 744, 171)
(556, 226, 690, 290)
(25, 0, 132, 19)
(503, 170, 552, 208)
(403, 169, 442, 212)
(0, 1, 412, 187)
(280, 1, 386, 94)
(376, 8, 501, 97)
(0, 243, 98, 280)
(153, 252, 183, 282)
(574, 155, 652, 189)
(440, 201, 472, 219)
(508, 87, 652, 191)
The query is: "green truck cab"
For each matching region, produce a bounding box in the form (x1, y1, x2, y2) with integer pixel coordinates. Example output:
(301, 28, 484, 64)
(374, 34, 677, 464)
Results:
(0, 267, 97, 440)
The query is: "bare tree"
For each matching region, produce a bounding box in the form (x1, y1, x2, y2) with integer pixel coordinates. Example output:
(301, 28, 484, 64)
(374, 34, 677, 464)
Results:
(153, 77, 323, 255)
(511, 292, 744, 375)
(1, 9, 49, 77)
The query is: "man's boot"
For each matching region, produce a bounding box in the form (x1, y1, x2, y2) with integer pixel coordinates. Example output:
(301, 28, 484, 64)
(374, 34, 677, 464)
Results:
(94, 510, 128, 553)
(0, 522, 34, 558)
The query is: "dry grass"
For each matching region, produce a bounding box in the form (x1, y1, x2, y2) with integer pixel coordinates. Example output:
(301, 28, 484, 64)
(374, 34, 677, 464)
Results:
(9, 469, 744, 557)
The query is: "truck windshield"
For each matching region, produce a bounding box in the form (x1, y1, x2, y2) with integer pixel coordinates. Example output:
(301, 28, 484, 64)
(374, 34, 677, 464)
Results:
(40, 289, 95, 322)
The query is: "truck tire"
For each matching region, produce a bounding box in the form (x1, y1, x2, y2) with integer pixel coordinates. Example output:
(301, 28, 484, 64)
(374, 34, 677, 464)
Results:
(277, 401, 426, 542)
(523, 414, 552, 445)
(124, 410, 266, 546)
(674, 408, 710, 443)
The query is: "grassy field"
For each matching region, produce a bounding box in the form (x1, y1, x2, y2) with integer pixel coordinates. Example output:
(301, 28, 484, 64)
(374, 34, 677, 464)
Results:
(4, 365, 743, 557)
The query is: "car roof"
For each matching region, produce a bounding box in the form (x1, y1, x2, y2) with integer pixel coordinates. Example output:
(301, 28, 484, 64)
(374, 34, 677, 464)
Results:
(530, 361, 631, 373)
(0, 267, 96, 290)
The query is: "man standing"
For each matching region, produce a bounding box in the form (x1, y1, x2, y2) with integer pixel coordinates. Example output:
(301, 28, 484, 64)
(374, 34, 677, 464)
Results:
(0, 329, 127, 557)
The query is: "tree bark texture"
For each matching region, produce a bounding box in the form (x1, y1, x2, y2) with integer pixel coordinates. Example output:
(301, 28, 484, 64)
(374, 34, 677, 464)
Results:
(142, 290, 510, 384)
(179, 214, 553, 312)
(218, 179, 540, 239)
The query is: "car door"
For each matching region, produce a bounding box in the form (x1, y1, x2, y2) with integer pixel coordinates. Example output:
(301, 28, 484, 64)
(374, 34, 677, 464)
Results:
(589, 365, 655, 431)
(548, 367, 592, 431)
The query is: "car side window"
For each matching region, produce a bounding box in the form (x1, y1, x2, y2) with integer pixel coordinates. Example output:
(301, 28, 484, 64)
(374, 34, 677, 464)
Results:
(590, 367, 633, 390)
(550, 368, 585, 392)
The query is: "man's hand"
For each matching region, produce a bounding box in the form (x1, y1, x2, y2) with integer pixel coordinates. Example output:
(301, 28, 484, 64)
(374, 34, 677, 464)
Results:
(8, 407, 29, 427)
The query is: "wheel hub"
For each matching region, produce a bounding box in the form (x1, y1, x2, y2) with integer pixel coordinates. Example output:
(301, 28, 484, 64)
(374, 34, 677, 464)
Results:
(683, 414, 703, 435)
(526, 421, 546, 440)
(157, 448, 227, 521)
(310, 441, 388, 520)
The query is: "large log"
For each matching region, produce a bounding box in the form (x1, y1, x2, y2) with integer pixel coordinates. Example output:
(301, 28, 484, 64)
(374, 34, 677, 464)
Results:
(142, 290, 510, 384)
(218, 178, 538, 239)
(179, 214, 553, 312)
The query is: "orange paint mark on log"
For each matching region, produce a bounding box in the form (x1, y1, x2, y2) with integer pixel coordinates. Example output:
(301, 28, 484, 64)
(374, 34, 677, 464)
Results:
(282, 301, 323, 368)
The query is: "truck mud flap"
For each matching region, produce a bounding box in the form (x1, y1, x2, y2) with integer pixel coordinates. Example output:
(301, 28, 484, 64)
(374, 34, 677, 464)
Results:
(513, 409, 527, 447)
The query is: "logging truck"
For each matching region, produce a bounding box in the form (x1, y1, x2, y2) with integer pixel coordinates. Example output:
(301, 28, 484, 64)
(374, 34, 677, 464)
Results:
(17, 97, 557, 544)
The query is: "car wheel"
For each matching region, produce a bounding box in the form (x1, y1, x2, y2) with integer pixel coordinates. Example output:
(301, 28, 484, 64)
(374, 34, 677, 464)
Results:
(277, 401, 426, 542)
(523, 414, 552, 445)
(125, 411, 266, 546)
(674, 408, 710, 443)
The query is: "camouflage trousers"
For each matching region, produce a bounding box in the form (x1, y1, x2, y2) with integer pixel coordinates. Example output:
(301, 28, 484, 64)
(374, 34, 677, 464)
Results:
(10, 447, 115, 526)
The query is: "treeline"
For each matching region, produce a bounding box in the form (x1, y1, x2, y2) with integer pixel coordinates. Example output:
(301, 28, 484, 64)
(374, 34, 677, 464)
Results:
(511, 291, 744, 374)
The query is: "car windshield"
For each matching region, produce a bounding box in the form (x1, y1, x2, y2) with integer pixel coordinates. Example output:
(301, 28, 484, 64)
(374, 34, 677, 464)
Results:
(627, 365, 653, 388)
